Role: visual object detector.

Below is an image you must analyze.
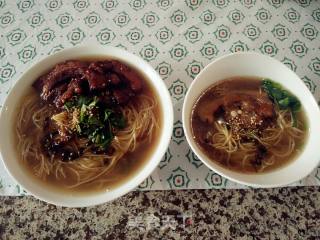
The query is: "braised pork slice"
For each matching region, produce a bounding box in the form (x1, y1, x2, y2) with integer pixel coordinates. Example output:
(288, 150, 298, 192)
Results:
(223, 93, 275, 138)
(34, 59, 144, 108)
(33, 60, 88, 100)
(111, 60, 143, 92)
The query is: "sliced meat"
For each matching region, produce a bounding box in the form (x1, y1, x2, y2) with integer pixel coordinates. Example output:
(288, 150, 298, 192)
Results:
(33, 59, 144, 108)
(111, 60, 143, 92)
(35, 60, 88, 100)
(113, 87, 134, 105)
(197, 98, 223, 123)
(223, 93, 274, 120)
(196, 90, 275, 140)
(50, 83, 68, 106)
(88, 61, 113, 73)
(84, 69, 108, 91)
(32, 76, 44, 92)
(108, 73, 121, 86)
(255, 95, 275, 118)
(222, 93, 275, 136)
(42, 132, 78, 161)
(59, 78, 84, 106)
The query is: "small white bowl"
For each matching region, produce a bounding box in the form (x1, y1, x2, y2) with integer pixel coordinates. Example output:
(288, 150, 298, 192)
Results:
(0, 45, 173, 207)
(182, 52, 320, 188)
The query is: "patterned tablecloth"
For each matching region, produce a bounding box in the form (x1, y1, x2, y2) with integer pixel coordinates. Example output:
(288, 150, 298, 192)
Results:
(0, 0, 319, 195)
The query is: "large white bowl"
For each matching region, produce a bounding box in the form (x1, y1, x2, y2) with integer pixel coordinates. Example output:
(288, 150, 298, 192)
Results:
(182, 52, 320, 188)
(0, 45, 173, 207)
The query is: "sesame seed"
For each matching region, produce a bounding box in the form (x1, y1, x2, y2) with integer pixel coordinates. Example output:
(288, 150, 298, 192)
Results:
(231, 111, 237, 117)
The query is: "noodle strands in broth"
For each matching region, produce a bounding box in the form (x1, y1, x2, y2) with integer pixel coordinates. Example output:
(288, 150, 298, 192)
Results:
(16, 59, 161, 193)
(191, 77, 307, 173)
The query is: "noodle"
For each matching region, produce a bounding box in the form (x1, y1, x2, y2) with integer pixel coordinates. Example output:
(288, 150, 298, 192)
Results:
(16, 91, 158, 189)
(210, 109, 305, 171)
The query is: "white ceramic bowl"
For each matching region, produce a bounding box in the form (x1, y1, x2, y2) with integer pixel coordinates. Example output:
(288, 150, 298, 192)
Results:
(0, 45, 173, 207)
(183, 52, 320, 188)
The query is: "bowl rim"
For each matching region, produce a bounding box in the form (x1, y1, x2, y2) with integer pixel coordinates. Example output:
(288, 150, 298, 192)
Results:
(182, 51, 320, 188)
(0, 44, 173, 207)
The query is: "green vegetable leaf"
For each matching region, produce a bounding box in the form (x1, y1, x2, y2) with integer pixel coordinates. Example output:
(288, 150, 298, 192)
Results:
(77, 95, 91, 107)
(262, 79, 301, 126)
(75, 124, 81, 133)
(111, 115, 126, 129)
(288, 95, 301, 111)
(63, 101, 74, 111)
(80, 104, 87, 122)
(291, 111, 298, 127)
(65, 94, 127, 150)
(87, 115, 100, 126)
(104, 109, 113, 121)
(89, 96, 99, 107)
(278, 97, 290, 109)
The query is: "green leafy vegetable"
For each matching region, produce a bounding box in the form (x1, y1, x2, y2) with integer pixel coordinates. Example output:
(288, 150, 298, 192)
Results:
(262, 79, 301, 127)
(64, 96, 99, 110)
(64, 95, 126, 150)
(63, 101, 74, 111)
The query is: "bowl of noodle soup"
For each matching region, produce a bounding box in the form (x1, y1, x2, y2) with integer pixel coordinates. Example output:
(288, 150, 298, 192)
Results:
(0, 45, 173, 207)
(183, 52, 320, 187)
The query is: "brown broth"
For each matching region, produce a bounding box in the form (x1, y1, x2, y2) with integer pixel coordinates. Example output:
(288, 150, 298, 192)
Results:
(191, 77, 308, 174)
(14, 60, 162, 195)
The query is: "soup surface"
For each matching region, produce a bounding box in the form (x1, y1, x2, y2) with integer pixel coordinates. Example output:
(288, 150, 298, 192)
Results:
(15, 58, 162, 194)
(191, 77, 307, 173)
